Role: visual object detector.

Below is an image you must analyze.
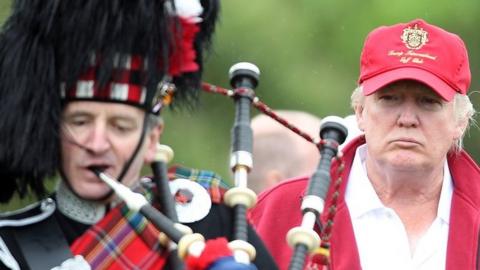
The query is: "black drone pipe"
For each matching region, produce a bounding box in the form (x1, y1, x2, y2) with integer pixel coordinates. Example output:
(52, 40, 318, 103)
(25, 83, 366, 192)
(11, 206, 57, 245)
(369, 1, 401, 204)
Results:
(287, 117, 348, 270)
(223, 62, 260, 264)
(151, 144, 183, 270)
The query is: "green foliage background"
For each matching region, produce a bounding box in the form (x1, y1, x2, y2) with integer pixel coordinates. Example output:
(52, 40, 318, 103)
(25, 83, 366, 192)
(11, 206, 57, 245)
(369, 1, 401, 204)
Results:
(1, 0, 480, 209)
(162, 0, 480, 178)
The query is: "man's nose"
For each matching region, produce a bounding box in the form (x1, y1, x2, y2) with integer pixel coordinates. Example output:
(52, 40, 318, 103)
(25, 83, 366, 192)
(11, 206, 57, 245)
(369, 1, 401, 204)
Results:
(84, 124, 110, 154)
(396, 102, 420, 128)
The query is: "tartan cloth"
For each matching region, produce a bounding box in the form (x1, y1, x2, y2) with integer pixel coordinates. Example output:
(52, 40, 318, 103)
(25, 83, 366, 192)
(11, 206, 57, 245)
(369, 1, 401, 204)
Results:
(70, 165, 231, 269)
(168, 166, 231, 204)
(61, 55, 148, 108)
(71, 204, 167, 270)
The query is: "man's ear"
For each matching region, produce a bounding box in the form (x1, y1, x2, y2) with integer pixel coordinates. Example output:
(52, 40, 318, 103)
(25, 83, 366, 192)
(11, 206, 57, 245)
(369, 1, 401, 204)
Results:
(354, 104, 365, 131)
(453, 117, 468, 141)
(143, 123, 163, 164)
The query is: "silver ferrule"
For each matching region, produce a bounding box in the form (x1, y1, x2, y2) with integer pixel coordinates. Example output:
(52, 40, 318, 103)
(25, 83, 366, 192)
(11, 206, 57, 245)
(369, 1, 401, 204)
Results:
(230, 151, 253, 170)
(301, 195, 325, 214)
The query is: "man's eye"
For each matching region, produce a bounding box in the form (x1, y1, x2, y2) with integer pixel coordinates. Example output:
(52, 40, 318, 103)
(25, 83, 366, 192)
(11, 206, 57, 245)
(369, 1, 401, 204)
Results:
(73, 120, 86, 126)
(420, 96, 440, 104)
(379, 95, 398, 102)
(419, 96, 443, 109)
(69, 118, 88, 126)
(112, 122, 135, 133)
(114, 125, 130, 132)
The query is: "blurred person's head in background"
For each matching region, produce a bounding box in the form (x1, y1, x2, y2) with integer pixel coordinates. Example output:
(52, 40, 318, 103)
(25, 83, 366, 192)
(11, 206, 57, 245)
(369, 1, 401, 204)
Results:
(249, 110, 321, 193)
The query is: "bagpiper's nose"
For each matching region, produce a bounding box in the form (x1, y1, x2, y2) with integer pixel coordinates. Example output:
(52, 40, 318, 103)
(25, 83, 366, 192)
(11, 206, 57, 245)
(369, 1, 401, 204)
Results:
(83, 122, 111, 154)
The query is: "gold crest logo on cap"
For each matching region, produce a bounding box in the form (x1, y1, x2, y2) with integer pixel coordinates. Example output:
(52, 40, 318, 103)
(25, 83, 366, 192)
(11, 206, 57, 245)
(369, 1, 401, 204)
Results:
(401, 24, 428, 50)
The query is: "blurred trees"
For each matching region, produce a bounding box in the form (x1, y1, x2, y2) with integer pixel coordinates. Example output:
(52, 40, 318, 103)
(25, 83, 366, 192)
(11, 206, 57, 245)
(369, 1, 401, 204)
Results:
(163, 0, 480, 180)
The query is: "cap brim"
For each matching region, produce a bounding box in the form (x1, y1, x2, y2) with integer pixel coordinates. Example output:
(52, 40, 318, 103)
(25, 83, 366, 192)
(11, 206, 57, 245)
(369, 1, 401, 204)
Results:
(361, 67, 456, 101)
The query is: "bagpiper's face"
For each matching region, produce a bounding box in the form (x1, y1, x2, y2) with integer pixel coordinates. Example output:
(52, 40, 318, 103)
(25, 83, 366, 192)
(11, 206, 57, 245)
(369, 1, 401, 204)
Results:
(355, 80, 464, 173)
(60, 101, 160, 200)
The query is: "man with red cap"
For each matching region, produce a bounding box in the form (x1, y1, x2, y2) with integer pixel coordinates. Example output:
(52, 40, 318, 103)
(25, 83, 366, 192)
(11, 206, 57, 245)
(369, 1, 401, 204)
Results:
(250, 19, 479, 269)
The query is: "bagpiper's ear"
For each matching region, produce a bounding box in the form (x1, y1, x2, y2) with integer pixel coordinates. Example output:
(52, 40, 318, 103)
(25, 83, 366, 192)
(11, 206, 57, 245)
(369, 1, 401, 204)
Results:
(143, 123, 163, 164)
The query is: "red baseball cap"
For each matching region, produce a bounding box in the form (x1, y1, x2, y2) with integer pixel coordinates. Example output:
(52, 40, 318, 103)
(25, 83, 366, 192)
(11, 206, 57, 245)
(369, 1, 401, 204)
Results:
(358, 19, 470, 101)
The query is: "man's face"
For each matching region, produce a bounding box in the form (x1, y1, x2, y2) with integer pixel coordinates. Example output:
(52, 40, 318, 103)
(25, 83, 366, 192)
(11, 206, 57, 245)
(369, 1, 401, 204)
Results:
(355, 81, 465, 173)
(60, 101, 161, 200)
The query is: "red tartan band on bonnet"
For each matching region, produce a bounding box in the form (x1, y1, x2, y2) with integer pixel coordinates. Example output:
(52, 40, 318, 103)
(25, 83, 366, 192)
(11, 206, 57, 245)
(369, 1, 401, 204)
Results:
(61, 18, 201, 111)
(61, 54, 149, 107)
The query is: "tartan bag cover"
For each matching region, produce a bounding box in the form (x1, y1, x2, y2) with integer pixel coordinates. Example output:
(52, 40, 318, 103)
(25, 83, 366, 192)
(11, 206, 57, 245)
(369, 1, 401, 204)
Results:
(70, 166, 231, 269)
(70, 205, 167, 270)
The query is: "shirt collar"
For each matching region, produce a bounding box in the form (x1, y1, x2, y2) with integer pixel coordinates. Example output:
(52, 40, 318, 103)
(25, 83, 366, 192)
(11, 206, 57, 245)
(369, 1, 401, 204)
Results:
(345, 144, 384, 218)
(345, 144, 453, 223)
(438, 161, 453, 224)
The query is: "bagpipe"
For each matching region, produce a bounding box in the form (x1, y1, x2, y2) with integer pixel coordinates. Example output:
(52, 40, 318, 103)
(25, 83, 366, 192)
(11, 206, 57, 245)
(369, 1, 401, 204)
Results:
(202, 64, 351, 269)
(94, 61, 350, 270)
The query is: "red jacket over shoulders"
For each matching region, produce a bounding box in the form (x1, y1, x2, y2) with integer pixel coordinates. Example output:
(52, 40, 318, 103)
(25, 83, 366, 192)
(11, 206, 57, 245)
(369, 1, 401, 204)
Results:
(249, 136, 480, 270)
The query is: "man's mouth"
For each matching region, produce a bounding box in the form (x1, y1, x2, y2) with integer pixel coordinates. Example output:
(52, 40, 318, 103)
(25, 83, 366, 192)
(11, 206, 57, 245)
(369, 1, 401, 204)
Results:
(87, 165, 110, 175)
(390, 138, 422, 148)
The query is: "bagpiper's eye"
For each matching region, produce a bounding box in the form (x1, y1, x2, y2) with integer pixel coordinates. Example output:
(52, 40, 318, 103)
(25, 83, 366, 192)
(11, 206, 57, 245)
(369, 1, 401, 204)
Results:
(110, 118, 138, 135)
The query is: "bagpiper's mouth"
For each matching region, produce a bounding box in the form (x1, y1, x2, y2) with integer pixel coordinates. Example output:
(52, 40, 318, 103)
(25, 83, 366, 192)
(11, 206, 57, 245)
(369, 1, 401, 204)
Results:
(87, 165, 109, 175)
